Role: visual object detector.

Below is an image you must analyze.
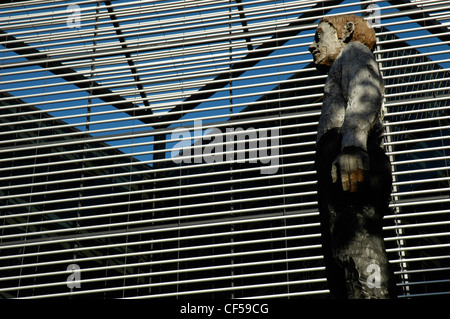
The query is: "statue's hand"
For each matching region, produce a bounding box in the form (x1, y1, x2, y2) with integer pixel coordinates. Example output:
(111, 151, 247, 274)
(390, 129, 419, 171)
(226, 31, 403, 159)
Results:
(331, 147, 369, 192)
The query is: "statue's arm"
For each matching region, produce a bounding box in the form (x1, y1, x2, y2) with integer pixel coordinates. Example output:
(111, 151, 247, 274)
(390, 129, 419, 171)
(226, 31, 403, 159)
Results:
(332, 43, 384, 192)
(340, 44, 384, 152)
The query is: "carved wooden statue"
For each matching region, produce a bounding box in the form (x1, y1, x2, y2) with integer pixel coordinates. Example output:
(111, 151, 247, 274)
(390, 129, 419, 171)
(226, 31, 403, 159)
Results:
(310, 15, 397, 298)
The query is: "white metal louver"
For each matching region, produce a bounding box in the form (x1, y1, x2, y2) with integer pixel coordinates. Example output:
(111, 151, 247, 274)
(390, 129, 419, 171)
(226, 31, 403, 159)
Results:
(0, 0, 449, 299)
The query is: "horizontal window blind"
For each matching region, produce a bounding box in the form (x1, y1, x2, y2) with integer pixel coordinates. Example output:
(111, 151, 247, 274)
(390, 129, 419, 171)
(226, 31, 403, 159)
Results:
(0, 0, 449, 299)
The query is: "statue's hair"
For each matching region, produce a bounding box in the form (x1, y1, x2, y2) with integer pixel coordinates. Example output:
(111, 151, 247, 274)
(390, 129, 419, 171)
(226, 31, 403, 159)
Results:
(319, 15, 376, 51)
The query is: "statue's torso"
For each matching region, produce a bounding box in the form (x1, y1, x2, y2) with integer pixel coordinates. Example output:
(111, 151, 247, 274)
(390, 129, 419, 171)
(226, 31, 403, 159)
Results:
(317, 41, 385, 149)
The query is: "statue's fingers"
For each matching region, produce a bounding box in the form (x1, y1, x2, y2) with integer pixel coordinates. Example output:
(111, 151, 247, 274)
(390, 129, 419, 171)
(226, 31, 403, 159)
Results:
(331, 163, 338, 183)
(349, 170, 358, 192)
(341, 168, 349, 191)
(357, 167, 365, 183)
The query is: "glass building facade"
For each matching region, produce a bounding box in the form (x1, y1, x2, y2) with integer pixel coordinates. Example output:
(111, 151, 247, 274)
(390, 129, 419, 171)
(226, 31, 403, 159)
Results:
(1, 0, 449, 299)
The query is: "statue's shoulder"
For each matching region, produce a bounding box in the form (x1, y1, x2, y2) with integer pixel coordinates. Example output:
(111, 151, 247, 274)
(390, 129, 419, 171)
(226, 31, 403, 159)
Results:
(338, 41, 377, 68)
(341, 41, 374, 57)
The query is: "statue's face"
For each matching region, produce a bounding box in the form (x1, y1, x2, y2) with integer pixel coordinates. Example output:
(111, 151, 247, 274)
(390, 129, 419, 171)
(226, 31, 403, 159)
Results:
(309, 21, 345, 70)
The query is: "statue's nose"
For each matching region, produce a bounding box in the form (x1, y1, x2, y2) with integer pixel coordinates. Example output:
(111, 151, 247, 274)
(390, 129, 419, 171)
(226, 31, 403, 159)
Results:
(309, 42, 317, 53)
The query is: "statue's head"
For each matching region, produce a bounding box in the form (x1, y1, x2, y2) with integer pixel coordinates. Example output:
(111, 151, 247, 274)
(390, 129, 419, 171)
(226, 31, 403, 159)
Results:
(309, 15, 376, 72)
